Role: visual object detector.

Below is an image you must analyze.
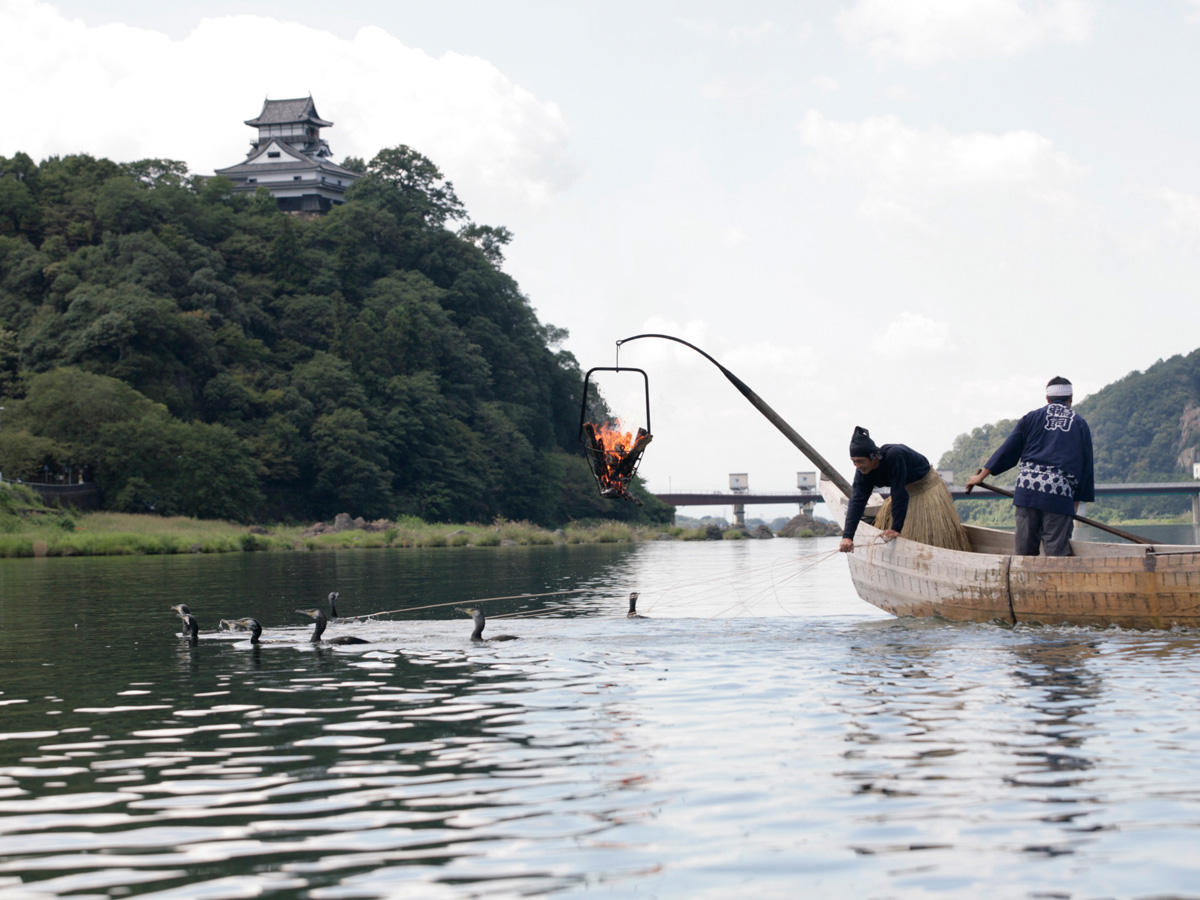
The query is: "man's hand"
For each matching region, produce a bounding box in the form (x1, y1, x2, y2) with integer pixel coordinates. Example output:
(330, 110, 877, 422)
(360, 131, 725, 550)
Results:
(964, 467, 990, 493)
(879, 529, 900, 542)
(839, 538, 855, 553)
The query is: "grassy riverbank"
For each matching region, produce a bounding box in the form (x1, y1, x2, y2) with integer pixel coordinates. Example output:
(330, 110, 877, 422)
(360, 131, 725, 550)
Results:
(0, 483, 711, 558)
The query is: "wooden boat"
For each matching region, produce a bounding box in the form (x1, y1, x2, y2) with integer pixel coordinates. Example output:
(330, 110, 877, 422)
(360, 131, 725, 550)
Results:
(819, 477, 1200, 629)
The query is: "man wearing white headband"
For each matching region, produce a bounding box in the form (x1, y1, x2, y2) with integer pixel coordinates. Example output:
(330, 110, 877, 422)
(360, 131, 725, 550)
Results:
(964, 377, 1095, 556)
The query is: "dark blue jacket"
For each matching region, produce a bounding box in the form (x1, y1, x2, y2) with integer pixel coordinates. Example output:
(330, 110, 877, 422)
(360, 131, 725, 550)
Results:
(842, 443, 931, 539)
(984, 403, 1095, 515)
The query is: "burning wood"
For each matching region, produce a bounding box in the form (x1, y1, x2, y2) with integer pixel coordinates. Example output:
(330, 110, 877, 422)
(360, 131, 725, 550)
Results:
(582, 420, 653, 504)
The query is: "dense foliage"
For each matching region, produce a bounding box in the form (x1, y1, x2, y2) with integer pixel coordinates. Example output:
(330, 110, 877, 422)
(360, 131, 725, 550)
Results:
(939, 351, 1200, 523)
(0, 149, 672, 526)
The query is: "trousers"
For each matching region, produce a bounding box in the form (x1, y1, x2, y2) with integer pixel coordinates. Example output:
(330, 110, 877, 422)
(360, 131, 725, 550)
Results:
(1014, 505, 1074, 556)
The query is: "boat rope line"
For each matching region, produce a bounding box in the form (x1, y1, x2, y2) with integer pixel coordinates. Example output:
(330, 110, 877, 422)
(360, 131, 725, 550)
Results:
(700, 547, 845, 619)
(337, 589, 592, 619)
(339, 545, 846, 622)
(583, 545, 845, 621)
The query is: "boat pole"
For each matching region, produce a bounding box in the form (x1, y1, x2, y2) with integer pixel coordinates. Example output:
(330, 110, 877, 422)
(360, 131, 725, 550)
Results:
(615, 333, 853, 498)
(975, 481, 1154, 546)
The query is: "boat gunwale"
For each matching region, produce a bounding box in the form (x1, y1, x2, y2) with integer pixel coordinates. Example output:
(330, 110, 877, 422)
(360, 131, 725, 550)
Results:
(819, 477, 1200, 628)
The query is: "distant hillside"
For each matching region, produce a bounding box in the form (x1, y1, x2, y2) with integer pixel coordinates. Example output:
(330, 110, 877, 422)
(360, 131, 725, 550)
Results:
(939, 349, 1200, 524)
(0, 149, 672, 526)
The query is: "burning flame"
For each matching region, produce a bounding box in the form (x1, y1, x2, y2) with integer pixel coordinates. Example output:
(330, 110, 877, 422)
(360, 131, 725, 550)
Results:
(592, 420, 635, 456)
(582, 419, 652, 503)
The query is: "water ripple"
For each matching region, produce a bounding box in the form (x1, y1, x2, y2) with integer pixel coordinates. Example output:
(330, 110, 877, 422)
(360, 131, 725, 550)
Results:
(5, 542, 1200, 896)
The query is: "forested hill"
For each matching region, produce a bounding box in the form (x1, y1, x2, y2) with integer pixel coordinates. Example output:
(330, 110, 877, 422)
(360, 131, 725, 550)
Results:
(0, 149, 671, 526)
(938, 349, 1200, 521)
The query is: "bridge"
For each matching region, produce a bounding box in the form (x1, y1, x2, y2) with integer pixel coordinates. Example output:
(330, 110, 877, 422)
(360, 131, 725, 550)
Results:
(655, 482, 1200, 524)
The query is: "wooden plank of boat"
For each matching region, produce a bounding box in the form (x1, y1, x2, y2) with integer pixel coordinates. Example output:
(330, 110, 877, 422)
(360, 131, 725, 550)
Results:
(819, 476, 1200, 629)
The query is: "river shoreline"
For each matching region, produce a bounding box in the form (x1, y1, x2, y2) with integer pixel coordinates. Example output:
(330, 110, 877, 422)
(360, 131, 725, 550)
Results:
(0, 481, 846, 558)
(0, 504, 823, 559)
(0, 510, 683, 558)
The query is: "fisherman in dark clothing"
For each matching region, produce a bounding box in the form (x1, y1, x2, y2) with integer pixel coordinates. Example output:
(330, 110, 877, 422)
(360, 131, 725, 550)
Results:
(964, 376, 1094, 556)
(839, 426, 971, 553)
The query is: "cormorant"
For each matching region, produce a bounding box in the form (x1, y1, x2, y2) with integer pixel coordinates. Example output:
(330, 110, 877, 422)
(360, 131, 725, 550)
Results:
(224, 617, 269, 645)
(296, 608, 370, 644)
(626, 592, 647, 619)
(455, 607, 518, 642)
(171, 604, 199, 640)
(328, 591, 340, 620)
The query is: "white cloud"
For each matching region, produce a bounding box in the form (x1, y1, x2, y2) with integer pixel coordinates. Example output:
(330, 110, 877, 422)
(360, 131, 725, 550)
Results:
(1153, 187, 1200, 239)
(679, 17, 787, 43)
(836, 0, 1092, 67)
(869, 312, 952, 357)
(799, 111, 1085, 188)
(0, 0, 577, 217)
(798, 110, 1086, 227)
(812, 74, 839, 93)
(698, 77, 769, 101)
(721, 226, 750, 247)
(882, 84, 917, 103)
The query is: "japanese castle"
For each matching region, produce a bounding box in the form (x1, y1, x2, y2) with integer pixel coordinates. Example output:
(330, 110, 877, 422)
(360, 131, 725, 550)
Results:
(215, 97, 360, 214)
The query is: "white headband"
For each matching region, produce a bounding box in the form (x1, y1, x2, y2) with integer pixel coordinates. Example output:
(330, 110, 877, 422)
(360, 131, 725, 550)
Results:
(1046, 383, 1073, 398)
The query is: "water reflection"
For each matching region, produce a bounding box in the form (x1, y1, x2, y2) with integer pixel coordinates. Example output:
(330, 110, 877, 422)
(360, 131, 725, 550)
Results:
(4, 543, 1200, 897)
(1005, 640, 1100, 789)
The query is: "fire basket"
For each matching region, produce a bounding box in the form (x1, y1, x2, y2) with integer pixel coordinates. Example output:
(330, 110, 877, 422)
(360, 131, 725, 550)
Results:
(578, 366, 652, 505)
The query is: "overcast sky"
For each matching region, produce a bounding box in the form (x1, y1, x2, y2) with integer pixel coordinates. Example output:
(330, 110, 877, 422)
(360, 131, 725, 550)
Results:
(4, 0, 1200, 519)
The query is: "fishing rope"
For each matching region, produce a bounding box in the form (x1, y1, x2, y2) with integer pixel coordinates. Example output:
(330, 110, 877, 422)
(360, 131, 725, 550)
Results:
(338, 588, 591, 619)
(339, 545, 847, 623)
(702, 552, 837, 619)
(599, 545, 845, 621)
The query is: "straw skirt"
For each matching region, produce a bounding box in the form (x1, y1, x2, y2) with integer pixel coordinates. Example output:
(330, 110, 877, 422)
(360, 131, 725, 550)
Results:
(874, 469, 972, 552)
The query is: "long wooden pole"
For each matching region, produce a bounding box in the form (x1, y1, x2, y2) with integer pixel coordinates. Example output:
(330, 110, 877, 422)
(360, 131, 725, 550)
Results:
(975, 481, 1154, 546)
(615, 334, 854, 497)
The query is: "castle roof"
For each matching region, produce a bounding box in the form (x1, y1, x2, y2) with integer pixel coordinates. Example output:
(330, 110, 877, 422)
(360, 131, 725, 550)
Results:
(214, 137, 359, 179)
(244, 96, 333, 128)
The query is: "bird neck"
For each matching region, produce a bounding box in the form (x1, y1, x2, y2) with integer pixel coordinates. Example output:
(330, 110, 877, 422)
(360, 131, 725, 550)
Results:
(311, 614, 327, 642)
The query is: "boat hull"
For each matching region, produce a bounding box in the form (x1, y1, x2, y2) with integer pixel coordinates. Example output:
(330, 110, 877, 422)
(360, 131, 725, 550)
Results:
(822, 478, 1200, 629)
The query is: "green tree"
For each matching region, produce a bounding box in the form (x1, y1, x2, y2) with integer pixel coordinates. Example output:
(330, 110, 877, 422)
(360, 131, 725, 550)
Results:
(307, 407, 394, 519)
(0, 177, 36, 235)
(354, 145, 467, 227)
(457, 222, 513, 267)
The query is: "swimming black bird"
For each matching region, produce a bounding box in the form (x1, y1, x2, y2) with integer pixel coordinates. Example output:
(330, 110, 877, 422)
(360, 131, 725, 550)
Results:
(328, 591, 340, 620)
(455, 607, 518, 642)
(296, 608, 370, 645)
(224, 617, 269, 645)
(626, 592, 647, 619)
(170, 604, 199, 640)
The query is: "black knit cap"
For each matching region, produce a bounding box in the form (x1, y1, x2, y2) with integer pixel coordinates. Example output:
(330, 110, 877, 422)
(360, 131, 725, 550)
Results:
(849, 426, 878, 457)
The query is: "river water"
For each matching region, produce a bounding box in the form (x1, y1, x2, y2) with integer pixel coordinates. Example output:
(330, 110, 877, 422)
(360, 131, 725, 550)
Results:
(3, 537, 1200, 899)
